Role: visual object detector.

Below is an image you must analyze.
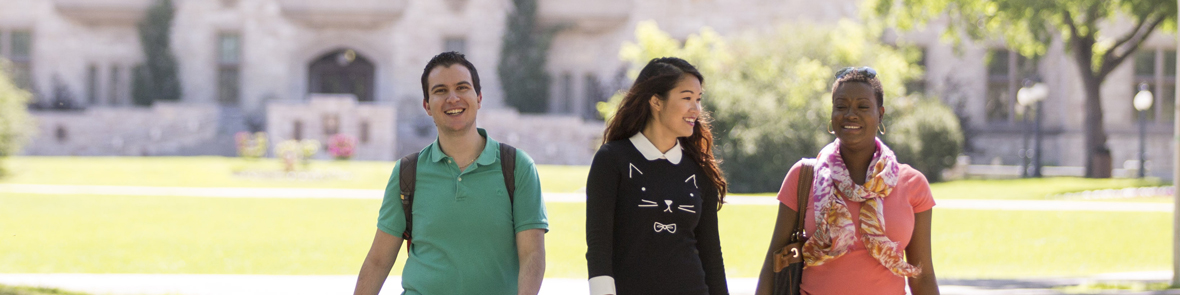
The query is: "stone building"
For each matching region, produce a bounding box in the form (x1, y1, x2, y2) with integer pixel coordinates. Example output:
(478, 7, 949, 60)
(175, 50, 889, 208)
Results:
(4, 0, 1178, 175)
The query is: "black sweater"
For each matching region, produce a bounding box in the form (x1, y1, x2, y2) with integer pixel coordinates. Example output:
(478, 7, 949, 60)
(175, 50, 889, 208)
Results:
(585, 140, 728, 295)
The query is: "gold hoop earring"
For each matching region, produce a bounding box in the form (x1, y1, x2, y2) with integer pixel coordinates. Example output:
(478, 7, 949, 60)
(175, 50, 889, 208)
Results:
(878, 123, 886, 135)
(828, 122, 835, 134)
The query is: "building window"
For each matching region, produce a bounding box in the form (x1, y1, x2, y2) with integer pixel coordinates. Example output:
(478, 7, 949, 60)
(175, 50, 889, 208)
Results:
(293, 120, 303, 140)
(54, 125, 67, 143)
(1132, 49, 1176, 123)
(108, 66, 121, 105)
(360, 120, 370, 144)
(3, 30, 33, 91)
(559, 73, 573, 114)
(985, 49, 1036, 123)
(444, 37, 467, 54)
(87, 64, 98, 105)
(583, 73, 604, 119)
(322, 113, 339, 136)
(218, 32, 241, 105)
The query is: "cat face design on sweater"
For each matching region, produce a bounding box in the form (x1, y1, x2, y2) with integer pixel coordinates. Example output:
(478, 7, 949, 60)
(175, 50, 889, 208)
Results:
(630, 162, 700, 234)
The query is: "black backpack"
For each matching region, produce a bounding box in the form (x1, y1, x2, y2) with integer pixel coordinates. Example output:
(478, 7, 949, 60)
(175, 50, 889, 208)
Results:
(397, 143, 517, 247)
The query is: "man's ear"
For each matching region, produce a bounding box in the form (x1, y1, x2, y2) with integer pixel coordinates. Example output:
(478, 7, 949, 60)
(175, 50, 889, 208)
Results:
(649, 95, 662, 112)
(476, 93, 482, 108)
(422, 99, 430, 114)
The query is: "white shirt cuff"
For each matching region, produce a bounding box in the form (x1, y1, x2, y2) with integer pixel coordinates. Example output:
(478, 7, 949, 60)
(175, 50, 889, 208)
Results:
(588, 275, 616, 295)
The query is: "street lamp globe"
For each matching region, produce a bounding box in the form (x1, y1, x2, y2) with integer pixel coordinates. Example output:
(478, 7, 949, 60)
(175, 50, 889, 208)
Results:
(1018, 82, 1049, 106)
(1135, 83, 1154, 111)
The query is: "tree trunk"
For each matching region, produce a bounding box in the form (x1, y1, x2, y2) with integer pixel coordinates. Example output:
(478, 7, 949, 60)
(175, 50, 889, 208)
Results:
(1081, 73, 1111, 178)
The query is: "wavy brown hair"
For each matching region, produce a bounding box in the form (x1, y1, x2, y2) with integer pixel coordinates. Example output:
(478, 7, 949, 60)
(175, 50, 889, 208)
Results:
(603, 57, 728, 210)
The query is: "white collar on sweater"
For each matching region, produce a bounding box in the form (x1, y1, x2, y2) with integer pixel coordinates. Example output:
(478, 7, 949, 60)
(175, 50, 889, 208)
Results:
(629, 132, 683, 165)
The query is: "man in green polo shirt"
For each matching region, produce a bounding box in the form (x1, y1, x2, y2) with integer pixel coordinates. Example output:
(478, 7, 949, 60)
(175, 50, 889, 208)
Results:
(353, 52, 548, 295)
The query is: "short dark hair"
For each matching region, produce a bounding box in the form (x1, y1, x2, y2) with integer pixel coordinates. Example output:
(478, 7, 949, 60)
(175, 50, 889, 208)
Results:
(420, 51, 481, 102)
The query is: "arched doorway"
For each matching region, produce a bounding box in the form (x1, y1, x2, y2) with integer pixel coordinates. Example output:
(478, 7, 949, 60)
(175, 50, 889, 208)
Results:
(308, 48, 375, 102)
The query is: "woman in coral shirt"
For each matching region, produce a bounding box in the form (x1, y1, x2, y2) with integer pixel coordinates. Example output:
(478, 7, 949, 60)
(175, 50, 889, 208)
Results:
(755, 67, 940, 295)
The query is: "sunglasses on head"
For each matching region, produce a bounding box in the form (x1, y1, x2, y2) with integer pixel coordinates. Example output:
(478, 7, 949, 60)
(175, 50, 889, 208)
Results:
(835, 67, 877, 79)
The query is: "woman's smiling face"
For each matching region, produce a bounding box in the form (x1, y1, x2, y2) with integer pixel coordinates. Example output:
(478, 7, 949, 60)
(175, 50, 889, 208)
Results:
(651, 75, 703, 139)
(831, 81, 883, 150)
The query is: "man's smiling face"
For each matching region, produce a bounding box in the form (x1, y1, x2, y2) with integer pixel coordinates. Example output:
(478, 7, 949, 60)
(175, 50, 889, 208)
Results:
(423, 64, 482, 134)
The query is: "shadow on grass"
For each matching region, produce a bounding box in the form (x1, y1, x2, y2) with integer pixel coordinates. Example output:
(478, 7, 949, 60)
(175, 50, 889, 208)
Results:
(0, 284, 89, 295)
(942, 278, 1180, 294)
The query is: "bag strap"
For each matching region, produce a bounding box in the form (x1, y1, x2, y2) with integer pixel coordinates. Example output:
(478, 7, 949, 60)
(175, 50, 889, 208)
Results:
(792, 158, 816, 243)
(499, 142, 517, 204)
(399, 143, 519, 247)
(398, 152, 420, 245)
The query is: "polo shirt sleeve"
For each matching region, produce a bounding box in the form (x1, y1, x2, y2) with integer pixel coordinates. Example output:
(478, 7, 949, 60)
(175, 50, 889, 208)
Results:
(512, 149, 549, 233)
(376, 159, 407, 237)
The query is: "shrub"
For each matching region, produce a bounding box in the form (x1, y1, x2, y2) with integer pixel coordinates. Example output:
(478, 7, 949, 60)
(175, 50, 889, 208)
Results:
(235, 131, 268, 159)
(132, 0, 182, 106)
(883, 96, 964, 182)
(327, 134, 356, 160)
(0, 60, 35, 177)
(498, 0, 557, 113)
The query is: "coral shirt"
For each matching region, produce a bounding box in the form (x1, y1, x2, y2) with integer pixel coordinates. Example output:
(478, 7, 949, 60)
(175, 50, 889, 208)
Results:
(777, 161, 936, 295)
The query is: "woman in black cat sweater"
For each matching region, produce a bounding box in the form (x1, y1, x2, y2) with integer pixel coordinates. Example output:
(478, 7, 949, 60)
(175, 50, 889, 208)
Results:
(585, 57, 729, 295)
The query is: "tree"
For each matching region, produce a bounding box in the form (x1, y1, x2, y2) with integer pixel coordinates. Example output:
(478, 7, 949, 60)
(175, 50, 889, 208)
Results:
(603, 21, 962, 192)
(132, 0, 182, 106)
(0, 60, 35, 176)
(871, 0, 1178, 177)
(498, 0, 558, 113)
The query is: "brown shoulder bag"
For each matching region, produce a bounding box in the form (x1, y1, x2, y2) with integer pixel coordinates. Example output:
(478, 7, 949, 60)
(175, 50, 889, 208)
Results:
(771, 158, 815, 295)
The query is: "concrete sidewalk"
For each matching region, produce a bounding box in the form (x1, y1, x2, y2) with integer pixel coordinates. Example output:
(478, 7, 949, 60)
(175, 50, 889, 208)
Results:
(0, 184, 1172, 212)
(0, 272, 1176, 295)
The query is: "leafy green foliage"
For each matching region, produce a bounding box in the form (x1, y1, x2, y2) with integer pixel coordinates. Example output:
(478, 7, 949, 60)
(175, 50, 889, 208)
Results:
(0, 60, 34, 177)
(132, 0, 182, 106)
(867, 0, 1176, 60)
(606, 21, 961, 192)
(884, 96, 963, 182)
(498, 0, 556, 113)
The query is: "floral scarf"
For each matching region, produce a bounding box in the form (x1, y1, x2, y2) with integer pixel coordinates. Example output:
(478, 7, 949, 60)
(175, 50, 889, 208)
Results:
(800, 138, 921, 277)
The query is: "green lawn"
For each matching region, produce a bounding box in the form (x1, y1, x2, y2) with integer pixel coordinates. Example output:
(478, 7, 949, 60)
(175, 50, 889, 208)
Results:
(0, 193, 1170, 279)
(4, 157, 1170, 199)
(0, 157, 589, 193)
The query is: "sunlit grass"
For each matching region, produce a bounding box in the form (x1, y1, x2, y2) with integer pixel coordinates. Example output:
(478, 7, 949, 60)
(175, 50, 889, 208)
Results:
(0, 194, 1169, 279)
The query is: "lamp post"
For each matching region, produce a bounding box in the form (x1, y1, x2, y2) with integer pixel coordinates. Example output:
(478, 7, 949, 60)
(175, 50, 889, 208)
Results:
(1017, 81, 1049, 177)
(1133, 83, 1154, 178)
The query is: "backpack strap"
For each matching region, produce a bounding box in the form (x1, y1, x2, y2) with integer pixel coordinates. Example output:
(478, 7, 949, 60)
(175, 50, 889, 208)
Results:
(499, 142, 517, 204)
(398, 152, 420, 246)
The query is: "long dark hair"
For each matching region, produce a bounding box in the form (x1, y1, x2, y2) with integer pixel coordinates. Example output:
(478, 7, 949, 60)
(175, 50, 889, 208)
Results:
(603, 57, 728, 209)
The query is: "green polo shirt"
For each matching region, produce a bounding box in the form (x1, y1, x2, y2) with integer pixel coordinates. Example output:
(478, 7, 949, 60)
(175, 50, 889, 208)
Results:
(377, 128, 548, 295)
